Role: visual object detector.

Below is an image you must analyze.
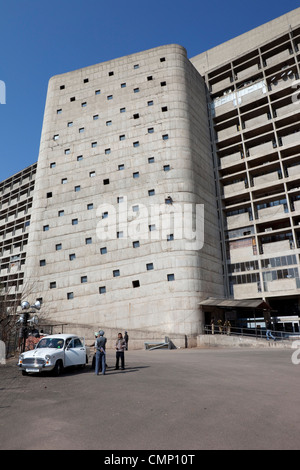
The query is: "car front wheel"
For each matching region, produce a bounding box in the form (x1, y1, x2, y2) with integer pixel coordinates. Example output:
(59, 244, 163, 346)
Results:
(53, 360, 63, 376)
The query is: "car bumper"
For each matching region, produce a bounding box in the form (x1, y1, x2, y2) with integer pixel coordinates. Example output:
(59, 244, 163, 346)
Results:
(18, 362, 54, 373)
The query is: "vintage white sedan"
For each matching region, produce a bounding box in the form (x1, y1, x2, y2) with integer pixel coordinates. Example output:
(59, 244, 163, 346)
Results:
(18, 334, 89, 376)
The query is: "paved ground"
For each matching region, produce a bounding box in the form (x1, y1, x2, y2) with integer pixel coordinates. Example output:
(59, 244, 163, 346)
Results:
(0, 347, 300, 450)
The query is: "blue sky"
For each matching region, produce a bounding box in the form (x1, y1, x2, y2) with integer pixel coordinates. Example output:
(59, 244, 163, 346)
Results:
(0, 0, 299, 181)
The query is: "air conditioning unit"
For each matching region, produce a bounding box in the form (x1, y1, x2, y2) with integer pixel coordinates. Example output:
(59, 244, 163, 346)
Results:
(265, 228, 272, 232)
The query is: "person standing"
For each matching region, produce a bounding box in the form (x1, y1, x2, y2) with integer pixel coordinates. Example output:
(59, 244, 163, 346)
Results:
(124, 331, 129, 350)
(115, 333, 126, 370)
(95, 330, 107, 375)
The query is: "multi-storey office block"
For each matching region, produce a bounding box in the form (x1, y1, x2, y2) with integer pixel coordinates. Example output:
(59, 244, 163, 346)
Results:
(23, 45, 224, 338)
(191, 8, 300, 321)
(0, 163, 37, 306)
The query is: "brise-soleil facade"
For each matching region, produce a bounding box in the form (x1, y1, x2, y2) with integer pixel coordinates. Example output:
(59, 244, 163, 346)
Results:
(1, 8, 300, 341)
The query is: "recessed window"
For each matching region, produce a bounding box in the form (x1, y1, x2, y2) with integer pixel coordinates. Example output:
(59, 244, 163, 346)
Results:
(165, 197, 173, 205)
(149, 224, 156, 232)
(148, 157, 155, 164)
(161, 81, 167, 87)
(99, 286, 106, 294)
(134, 64, 139, 69)
(85, 237, 92, 245)
(60, 85, 65, 90)
(100, 247, 107, 255)
(148, 127, 154, 134)
(95, 89, 101, 95)
(91, 142, 97, 148)
(117, 196, 124, 203)
(167, 234, 174, 241)
(120, 107, 126, 113)
(146, 263, 154, 271)
(103, 179, 110, 185)
(58, 210, 64, 217)
(81, 276, 88, 283)
(164, 165, 170, 171)
(67, 292, 74, 300)
(65, 149, 70, 155)
(43, 225, 49, 232)
(74, 185, 81, 192)
(50, 282, 56, 289)
(132, 205, 139, 212)
(72, 219, 78, 225)
(167, 273, 175, 282)
(56, 244, 62, 251)
(160, 57, 166, 62)
(77, 155, 83, 161)
(83, 78, 89, 83)
(147, 76, 153, 81)
(117, 231, 123, 239)
(67, 121, 73, 127)
(106, 120, 112, 126)
(109, 71, 114, 76)
(107, 95, 113, 100)
(133, 113, 139, 119)
(69, 253, 76, 261)
(61, 178, 67, 184)
(162, 134, 169, 140)
(87, 203, 94, 210)
(147, 100, 153, 106)
(79, 127, 84, 133)
(118, 164, 125, 170)
(105, 148, 111, 155)
(57, 109, 62, 114)
(162, 106, 168, 112)
(50, 162, 56, 169)
(133, 141, 139, 147)
(70, 97, 75, 102)
(134, 87, 140, 93)
(148, 189, 155, 196)
(102, 212, 108, 219)
(40, 260, 46, 267)
(133, 241, 140, 248)
(132, 280, 140, 288)
(90, 171, 96, 178)
(93, 114, 99, 120)
(53, 134, 59, 140)
(121, 82, 126, 88)
(81, 102, 87, 107)
(113, 269, 120, 277)
(133, 172, 139, 179)
(119, 134, 125, 141)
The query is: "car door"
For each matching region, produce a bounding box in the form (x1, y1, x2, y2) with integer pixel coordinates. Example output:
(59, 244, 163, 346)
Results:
(64, 337, 86, 367)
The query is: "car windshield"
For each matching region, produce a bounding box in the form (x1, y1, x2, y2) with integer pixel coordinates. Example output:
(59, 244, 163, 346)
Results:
(36, 337, 65, 349)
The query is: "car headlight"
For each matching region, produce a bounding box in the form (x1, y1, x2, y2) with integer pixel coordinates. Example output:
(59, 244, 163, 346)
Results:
(19, 354, 24, 363)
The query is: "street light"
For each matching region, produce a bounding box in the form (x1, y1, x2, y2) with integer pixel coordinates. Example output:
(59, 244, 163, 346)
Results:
(18, 300, 41, 352)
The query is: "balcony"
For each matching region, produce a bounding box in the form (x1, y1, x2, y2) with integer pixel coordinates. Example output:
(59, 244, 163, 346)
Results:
(282, 132, 300, 147)
(262, 239, 292, 255)
(257, 204, 286, 221)
(223, 181, 246, 198)
(253, 171, 281, 187)
(219, 152, 243, 169)
(226, 212, 251, 230)
(265, 278, 298, 293)
(233, 283, 259, 299)
(248, 141, 275, 158)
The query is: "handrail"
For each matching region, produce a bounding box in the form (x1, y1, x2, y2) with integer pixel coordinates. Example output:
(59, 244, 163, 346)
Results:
(204, 324, 300, 341)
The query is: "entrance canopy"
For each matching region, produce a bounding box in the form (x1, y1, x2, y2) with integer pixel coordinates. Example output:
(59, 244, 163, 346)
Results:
(199, 298, 271, 310)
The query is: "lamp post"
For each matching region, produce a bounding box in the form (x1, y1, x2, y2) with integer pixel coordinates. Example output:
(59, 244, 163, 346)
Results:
(18, 300, 41, 352)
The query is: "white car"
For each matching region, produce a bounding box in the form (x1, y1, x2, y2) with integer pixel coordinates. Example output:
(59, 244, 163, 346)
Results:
(18, 334, 89, 376)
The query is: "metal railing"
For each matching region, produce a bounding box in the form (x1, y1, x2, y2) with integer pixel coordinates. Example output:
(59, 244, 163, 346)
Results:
(204, 325, 300, 341)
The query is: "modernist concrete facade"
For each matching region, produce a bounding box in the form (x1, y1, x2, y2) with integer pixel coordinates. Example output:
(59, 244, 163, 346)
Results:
(191, 7, 300, 327)
(22, 44, 224, 339)
(1, 8, 300, 340)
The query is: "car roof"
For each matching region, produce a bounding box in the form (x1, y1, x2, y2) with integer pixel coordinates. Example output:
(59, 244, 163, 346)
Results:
(40, 334, 78, 340)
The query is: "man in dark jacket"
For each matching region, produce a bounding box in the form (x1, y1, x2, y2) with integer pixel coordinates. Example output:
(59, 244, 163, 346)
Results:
(95, 330, 107, 375)
(115, 333, 126, 370)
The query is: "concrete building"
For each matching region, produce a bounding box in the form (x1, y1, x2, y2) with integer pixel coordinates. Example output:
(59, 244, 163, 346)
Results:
(191, 7, 300, 331)
(0, 163, 37, 308)
(1, 7, 300, 342)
